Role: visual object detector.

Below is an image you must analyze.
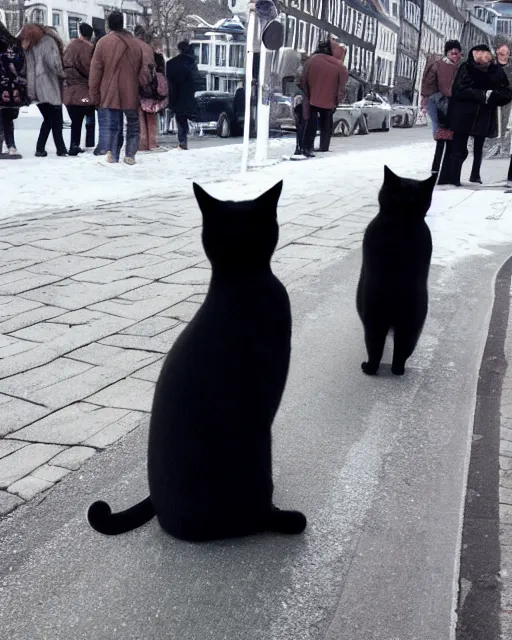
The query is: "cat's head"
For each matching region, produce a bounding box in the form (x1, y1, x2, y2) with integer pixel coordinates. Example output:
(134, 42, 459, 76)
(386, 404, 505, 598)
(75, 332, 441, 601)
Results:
(193, 181, 283, 269)
(378, 166, 437, 218)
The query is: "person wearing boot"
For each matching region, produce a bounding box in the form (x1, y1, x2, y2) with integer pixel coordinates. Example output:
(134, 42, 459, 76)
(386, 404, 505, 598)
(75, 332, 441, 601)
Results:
(63, 22, 95, 155)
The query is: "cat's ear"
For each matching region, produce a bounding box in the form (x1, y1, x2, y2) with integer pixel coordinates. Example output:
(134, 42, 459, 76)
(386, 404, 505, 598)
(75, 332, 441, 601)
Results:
(193, 183, 218, 216)
(383, 165, 400, 186)
(255, 181, 283, 212)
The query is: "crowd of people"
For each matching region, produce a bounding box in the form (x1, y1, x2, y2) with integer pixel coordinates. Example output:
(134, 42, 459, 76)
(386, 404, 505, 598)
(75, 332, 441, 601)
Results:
(421, 38, 512, 186)
(0, 12, 199, 163)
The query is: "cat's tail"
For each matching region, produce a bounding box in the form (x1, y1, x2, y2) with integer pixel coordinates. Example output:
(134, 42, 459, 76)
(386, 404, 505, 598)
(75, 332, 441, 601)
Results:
(87, 497, 155, 535)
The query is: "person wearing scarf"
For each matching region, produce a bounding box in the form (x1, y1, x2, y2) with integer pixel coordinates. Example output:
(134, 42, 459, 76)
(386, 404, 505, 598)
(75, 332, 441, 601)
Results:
(439, 44, 512, 186)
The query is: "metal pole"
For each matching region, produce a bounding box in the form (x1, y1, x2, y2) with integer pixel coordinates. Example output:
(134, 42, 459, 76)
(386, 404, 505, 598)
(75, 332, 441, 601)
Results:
(46, 0, 53, 27)
(241, 9, 256, 173)
(254, 35, 270, 164)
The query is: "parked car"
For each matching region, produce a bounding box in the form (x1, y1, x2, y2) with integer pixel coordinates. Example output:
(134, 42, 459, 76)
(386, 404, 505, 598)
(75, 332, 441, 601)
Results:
(332, 105, 366, 136)
(391, 104, 418, 128)
(353, 92, 392, 131)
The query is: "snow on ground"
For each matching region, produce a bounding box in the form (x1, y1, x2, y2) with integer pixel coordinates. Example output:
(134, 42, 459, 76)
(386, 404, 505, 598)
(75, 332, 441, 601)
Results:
(2, 116, 512, 268)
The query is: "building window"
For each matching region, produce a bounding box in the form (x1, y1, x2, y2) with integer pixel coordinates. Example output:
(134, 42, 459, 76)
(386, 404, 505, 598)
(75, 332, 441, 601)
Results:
(390, 0, 398, 19)
(32, 8, 45, 24)
(68, 16, 80, 39)
(355, 12, 363, 38)
(52, 12, 60, 27)
(229, 44, 244, 68)
(298, 20, 306, 51)
(201, 44, 209, 65)
(215, 45, 227, 67)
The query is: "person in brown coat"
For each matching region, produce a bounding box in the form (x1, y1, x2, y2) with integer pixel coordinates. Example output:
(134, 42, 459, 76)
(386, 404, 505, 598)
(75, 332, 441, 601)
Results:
(134, 25, 158, 152)
(63, 22, 94, 155)
(301, 40, 348, 157)
(88, 11, 151, 165)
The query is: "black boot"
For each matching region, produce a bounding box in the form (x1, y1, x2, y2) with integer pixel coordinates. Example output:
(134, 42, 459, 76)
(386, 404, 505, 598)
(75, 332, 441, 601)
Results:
(85, 120, 95, 148)
(68, 144, 82, 156)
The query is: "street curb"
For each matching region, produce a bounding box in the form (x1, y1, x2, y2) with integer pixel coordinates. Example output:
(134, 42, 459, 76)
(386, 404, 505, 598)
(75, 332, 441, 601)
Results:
(456, 254, 512, 640)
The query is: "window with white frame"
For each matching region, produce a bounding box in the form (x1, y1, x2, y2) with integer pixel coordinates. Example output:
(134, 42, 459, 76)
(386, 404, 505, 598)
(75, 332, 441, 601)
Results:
(298, 20, 306, 51)
(215, 45, 227, 67)
(355, 11, 363, 38)
(201, 44, 209, 65)
(229, 44, 244, 68)
(390, 0, 398, 19)
(52, 12, 60, 27)
(286, 15, 297, 48)
(68, 16, 80, 39)
(32, 8, 45, 24)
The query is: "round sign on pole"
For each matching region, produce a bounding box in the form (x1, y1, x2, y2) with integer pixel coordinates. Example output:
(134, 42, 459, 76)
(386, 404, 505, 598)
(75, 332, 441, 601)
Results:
(262, 20, 284, 51)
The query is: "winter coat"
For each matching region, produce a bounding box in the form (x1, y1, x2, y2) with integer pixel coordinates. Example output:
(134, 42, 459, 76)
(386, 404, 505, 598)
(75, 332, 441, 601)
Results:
(300, 53, 348, 110)
(166, 53, 199, 117)
(448, 47, 512, 138)
(88, 30, 151, 110)
(421, 56, 459, 98)
(62, 38, 93, 105)
(25, 33, 64, 106)
(0, 33, 27, 108)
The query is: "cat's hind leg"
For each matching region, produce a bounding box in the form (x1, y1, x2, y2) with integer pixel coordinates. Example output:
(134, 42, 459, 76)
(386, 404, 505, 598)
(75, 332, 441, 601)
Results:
(361, 323, 388, 375)
(391, 327, 421, 376)
(266, 505, 307, 534)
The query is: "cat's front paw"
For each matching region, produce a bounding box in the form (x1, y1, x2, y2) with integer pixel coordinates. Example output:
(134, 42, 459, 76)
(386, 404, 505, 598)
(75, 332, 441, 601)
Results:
(268, 506, 307, 534)
(391, 364, 405, 376)
(361, 361, 378, 375)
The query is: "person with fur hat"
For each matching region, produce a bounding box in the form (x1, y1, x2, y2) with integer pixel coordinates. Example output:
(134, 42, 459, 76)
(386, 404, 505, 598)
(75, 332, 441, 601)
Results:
(440, 44, 512, 186)
(19, 23, 68, 157)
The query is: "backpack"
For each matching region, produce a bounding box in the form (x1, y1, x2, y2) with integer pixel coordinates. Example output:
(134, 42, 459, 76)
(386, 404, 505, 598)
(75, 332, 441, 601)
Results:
(140, 70, 169, 113)
(140, 64, 168, 101)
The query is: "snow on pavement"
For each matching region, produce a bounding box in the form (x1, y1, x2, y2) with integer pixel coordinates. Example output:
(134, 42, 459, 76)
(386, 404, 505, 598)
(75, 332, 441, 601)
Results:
(2, 127, 512, 268)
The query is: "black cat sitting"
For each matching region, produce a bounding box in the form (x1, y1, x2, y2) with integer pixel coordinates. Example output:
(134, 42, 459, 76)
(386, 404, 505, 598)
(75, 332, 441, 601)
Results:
(88, 181, 307, 541)
(356, 166, 436, 376)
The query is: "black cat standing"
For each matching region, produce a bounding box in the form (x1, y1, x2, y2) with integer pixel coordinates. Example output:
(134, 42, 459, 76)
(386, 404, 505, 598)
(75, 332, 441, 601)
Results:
(88, 182, 307, 541)
(356, 166, 436, 376)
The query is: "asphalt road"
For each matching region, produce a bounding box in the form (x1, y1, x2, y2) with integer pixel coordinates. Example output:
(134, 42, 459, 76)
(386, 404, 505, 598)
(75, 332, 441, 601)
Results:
(1, 240, 510, 640)
(14, 113, 430, 153)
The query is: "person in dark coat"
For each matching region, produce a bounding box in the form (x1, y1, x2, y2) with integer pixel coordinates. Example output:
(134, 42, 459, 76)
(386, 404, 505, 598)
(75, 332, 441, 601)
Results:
(440, 44, 512, 186)
(166, 40, 198, 150)
(0, 21, 27, 157)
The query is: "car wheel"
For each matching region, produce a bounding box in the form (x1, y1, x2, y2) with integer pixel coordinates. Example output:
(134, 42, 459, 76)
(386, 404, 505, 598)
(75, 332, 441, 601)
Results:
(381, 117, 390, 132)
(356, 114, 369, 135)
(333, 119, 350, 137)
(217, 112, 231, 138)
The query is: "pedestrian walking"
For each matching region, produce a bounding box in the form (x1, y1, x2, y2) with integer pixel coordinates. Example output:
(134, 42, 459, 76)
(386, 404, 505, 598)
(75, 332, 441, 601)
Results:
(62, 22, 94, 156)
(88, 11, 152, 165)
(300, 40, 348, 157)
(166, 40, 199, 150)
(20, 23, 68, 157)
(0, 21, 27, 158)
(484, 38, 512, 159)
(440, 44, 512, 186)
(291, 52, 308, 159)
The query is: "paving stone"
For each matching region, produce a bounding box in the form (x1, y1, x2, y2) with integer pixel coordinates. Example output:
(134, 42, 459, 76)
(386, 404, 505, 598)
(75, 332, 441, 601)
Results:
(0, 440, 28, 459)
(0, 357, 92, 396)
(160, 267, 211, 286)
(81, 235, 170, 259)
(277, 243, 342, 261)
(49, 446, 96, 470)
(69, 343, 160, 371)
(131, 358, 164, 383)
(501, 486, 512, 505)
(501, 456, 512, 471)
(28, 232, 113, 253)
(31, 463, 72, 483)
(0, 296, 43, 321)
(20, 277, 149, 310)
(0, 305, 65, 334)
(0, 221, 93, 246)
(49, 309, 110, 326)
(100, 323, 185, 354)
(0, 395, 50, 437)
(502, 440, 512, 457)
(503, 427, 512, 442)
(501, 523, 512, 546)
(120, 316, 181, 337)
(0, 245, 64, 267)
(0, 273, 64, 295)
(10, 321, 76, 342)
(0, 490, 24, 516)
(83, 411, 148, 448)
(87, 377, 156, 412)
(501, 469, 512, 490)
(0, 335, 37, 358)
(23, 365, 143, 411)
(0, 268, 38, 287)
(158, 300, 201, 322)
(28, 254, 113, 277)
(126, 256, 201, 280)
(502, 503, 512, 524)
(72, 254, 166, 284)
(8, 475, 53, 500)
(187, 293, 206, 304)
(0, 443, 64, 488)
(143, 234, 198, 257)
(121, 281, 203, 301)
